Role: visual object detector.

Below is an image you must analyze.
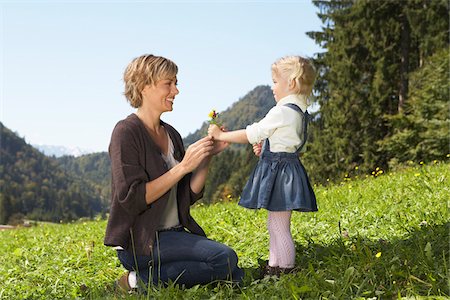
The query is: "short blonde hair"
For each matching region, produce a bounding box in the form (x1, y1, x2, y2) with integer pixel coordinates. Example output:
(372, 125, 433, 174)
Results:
(271, 55, 316, 96)
(123, 54, 178, 108)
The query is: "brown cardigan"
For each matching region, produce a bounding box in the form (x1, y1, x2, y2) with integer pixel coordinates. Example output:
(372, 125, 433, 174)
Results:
(104, 114, 206, 256)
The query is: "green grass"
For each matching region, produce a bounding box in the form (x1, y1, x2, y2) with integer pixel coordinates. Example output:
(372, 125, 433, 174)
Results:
(1, 161, 449, 299)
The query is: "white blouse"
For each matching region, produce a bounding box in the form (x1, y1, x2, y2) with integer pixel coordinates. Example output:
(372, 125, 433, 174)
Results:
(245, 94, 309, 153)
(158, 131, 181, 230)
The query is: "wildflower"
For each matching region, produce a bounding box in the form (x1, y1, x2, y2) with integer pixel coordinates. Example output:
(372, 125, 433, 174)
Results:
(419, 161, 424, 165)
(355, 166, 359, 170)
(375, 252, 382, 258)
(419, 220, 428, 226)
(208, 109, 222, 126)
(341, 230, 349, 239)
(447, 154, 450, 158)
(433, 160, 438, 164)
(414, 173, 420, 177)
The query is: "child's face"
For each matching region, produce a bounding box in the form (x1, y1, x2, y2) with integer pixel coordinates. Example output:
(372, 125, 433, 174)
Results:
(271, 70, 291, 102)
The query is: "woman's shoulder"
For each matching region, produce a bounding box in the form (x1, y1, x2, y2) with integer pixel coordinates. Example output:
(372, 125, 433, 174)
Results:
(111, 114, 142, 139)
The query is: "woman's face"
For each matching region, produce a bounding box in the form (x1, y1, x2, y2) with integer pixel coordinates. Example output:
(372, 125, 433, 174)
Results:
(142, 77, 179, 112)
(271, 70, 290, 102)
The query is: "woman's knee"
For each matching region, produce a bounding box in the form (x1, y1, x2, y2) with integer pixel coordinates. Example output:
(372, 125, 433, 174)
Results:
(210, 244, 239, 270)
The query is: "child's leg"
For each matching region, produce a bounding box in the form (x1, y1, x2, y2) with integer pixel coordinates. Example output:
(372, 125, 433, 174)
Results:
(267, 211, 295, 269)
(267, 214, 279, 267)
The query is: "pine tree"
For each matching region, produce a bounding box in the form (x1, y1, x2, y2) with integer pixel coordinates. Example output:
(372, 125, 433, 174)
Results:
(304, 0, 449, 183)
(379, 48, 450, 164)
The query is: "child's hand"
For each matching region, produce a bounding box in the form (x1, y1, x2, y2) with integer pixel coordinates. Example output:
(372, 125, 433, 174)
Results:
(208, 124, 222, 140)
(253, 142, 262, 157)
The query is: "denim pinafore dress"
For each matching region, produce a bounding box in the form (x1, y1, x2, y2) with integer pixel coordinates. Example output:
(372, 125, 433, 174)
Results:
(238, 103, 318, 212)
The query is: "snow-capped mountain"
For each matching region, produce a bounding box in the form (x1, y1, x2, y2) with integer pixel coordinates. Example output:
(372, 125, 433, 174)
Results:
(33, 144, 96, 157)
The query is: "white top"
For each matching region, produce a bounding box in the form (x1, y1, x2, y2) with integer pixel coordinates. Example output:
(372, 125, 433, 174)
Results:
(158, 131, 181, 230)
(245, 94, 308, 153)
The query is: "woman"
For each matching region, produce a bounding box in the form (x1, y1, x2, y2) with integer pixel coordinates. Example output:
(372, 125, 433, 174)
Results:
(104, 54, 244, 290)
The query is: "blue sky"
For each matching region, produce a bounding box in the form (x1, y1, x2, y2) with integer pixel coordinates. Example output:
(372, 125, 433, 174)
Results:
(1, 0, 323, 152)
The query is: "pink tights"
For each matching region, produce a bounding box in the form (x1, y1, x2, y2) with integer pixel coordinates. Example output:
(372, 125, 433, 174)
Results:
(267, 211, 295, 268)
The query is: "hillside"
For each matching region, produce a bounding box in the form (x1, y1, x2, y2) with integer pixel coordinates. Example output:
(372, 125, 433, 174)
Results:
(57, 152, 111, 208)
(183, 85, 275, 146)
(0, 123, 106, 224)
(0, 162, 448, 299)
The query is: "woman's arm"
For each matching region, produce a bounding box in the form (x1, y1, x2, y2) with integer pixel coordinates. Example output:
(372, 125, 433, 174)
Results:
(190, 136, 228, 194)
(190, 156, 211, 194)
(144, 136, 214, 204)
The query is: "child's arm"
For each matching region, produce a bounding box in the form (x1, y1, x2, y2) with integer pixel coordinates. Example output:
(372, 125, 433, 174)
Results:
(208, 124, 249, 144)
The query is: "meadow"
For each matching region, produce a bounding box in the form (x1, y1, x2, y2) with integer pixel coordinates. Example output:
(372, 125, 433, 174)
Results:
(0, 161, 448, 299)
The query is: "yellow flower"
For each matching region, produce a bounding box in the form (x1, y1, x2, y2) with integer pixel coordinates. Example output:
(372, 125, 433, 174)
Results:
(355, 166, 359, 170)
(375, 252, 382, 258)
(415, 173, 420, 177)
(208, 109, 222, 126)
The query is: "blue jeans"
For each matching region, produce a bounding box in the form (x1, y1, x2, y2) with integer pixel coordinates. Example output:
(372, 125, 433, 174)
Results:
(117, 229, 244, 288)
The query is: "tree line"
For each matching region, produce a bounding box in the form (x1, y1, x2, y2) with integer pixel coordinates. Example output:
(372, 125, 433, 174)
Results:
(302, 0, 449, 183)
(0, 123, 106, 224)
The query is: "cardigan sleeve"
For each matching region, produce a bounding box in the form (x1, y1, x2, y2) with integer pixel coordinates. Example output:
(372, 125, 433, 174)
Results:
(109, 121, 149, 216)
(189, 176, 204, 204)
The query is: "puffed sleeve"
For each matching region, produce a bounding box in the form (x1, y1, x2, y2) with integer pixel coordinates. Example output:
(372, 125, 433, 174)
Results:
(245, 106, 287, 144)
(109, 122, 149, 216)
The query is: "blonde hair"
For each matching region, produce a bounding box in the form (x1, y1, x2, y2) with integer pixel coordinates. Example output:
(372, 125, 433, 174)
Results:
(271, 55, 316, 96)
(123, 54, 178, 108)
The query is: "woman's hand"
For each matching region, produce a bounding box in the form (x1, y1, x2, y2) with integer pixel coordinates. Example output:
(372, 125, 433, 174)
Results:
(252, 142, 262, 157)
(181, 136, 214, 173)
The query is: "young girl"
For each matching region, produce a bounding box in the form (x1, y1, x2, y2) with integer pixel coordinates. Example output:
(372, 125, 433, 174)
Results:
(208, 55, 318, 276)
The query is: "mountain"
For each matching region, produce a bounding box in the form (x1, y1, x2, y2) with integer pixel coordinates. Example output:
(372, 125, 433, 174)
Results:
(34, 144, 95, 157)
(183, 85, 275, 146)
(0, 122, 106, 224)
(57, 152, 111, 206)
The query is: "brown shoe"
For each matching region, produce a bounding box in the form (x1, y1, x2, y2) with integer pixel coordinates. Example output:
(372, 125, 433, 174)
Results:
(115, 272, 132, 292)
(259, 261, 280, 278)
